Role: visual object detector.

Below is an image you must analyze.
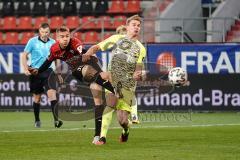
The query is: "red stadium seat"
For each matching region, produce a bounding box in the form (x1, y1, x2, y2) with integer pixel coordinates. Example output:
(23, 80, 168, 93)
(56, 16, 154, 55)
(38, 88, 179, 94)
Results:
(66, 16, 80, 29)
(50, 16, 64, 29)
(81, 16, 96, 29)
(2, 17, 17, 30)
(96, 16, 112, 29)
(4, 32, 19, 44)
(231, 25, 240, 31)
(0, 32, 3, 44)
(159, 2, 168, 12)
(108, 0, 125, 13)
(103, 32, 113, 40)
(19, 32, 35, 44)
(112, 15, 127, 28)
(126, 0, 141, 13)
(84, 31, 99, 44)
(34, 16, 48, 29)
(235, 20, 240, 26)
(18, 16, 33, 30)
(72, 32, 82, 41)
(225, 35, 233, 42)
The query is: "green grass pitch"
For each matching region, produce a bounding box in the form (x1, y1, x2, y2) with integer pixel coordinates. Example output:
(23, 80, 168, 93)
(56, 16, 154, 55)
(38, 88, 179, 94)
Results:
(0, 111, 240, 160)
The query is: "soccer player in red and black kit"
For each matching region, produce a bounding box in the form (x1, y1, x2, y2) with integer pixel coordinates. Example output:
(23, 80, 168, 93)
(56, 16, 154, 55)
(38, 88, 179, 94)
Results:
(29, 26, 115, 143)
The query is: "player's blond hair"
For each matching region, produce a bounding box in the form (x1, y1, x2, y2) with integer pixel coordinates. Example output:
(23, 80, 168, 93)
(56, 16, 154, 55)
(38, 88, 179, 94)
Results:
(126, 15, 142, 25)
(116, 25, 127, 35)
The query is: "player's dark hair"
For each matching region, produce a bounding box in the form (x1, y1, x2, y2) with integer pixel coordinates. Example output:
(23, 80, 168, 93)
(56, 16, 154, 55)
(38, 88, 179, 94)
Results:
(40, 23, 50, 29)
(56, 25, 70, 33)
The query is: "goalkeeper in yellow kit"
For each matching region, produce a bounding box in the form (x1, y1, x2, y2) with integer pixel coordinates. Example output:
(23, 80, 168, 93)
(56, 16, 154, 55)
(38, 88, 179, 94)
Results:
(83, 15, 146, 145)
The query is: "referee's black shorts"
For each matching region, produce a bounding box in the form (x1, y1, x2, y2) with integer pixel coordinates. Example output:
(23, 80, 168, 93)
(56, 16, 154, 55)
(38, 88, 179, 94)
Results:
(29, 68, 57, 94)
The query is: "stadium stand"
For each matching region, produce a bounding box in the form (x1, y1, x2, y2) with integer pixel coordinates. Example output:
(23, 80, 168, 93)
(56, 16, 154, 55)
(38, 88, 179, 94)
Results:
(79, 0, 93, 15)
(0, 32, 3, 43)
(206, 0, 240, 42)
(47, 0, 62, 16)
(108, 0, 125, 14)
(112, 15, 127, 29)
(2, 16, 17, 30)
(126, 0, 141, 13)
(95, 16, 112, 29)
(63, 0, 77, 16)
(32, 0, 47, 16)
(72, 31, 82, 41)
(0, 0, 159, 44)
(84, 31, 99, 44)
(19, 31, 35, 44)
(16, 1, 31, 16)
(33, 16, 48, 29)
(81, 16, 96, 29)
(1, 0, 15, 17)
(50, 16, 64, 29)
(65, 16, 80, 29)
(94, 0, 109, 15)
(4, 32, 19, 44)
(18, 16, 33, 30)
(225, 20, 240, 42)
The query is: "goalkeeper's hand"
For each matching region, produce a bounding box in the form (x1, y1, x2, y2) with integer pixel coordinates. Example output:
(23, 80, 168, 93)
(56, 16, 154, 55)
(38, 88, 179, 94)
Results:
(28, 67, 39, 75)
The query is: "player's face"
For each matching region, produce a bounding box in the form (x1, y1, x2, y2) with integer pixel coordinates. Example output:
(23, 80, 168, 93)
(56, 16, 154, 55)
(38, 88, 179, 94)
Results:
(39, 27, 50, 41)
(127, 20, 141, 38)
(57, 31, 71, 48)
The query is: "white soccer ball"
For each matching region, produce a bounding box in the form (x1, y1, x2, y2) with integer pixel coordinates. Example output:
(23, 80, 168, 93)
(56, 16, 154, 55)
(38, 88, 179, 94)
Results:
(168, 67, 188, 87)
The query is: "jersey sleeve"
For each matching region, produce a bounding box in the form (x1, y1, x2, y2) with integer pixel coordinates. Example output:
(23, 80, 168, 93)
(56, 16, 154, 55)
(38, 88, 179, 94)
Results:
(24, 38, 33, 53)
(137, 43, 146, 64)
(72, 38, 84, 54)
(98, 35, 124, 51)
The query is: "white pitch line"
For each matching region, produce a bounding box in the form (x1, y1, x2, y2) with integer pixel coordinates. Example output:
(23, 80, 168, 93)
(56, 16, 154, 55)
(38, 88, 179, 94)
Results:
(0, 123, 240, 133)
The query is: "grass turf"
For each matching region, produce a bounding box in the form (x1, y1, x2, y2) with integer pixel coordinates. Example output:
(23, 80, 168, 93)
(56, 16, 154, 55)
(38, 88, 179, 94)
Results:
(0, 112, 239, 160)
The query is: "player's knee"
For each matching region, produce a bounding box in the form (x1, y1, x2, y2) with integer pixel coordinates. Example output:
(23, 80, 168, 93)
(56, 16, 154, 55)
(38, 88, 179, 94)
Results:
(47, 89, 57, 101)
(106, 93, 118, 107)
(99, 72, 110, 81)
(118, 118, 129, 127)
(33, 95, 41, 103)
(81, 65, 99, 83)
(119, 121, 128, 127)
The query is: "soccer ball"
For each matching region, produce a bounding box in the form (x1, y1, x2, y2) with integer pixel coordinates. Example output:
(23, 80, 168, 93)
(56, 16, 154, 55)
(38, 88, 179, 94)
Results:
(168, 67, 188, 87)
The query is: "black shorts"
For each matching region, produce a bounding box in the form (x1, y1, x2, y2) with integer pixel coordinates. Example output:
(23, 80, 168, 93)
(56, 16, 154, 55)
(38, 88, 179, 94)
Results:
(71, 56, 102, 82)
(29, 68, 57, 94)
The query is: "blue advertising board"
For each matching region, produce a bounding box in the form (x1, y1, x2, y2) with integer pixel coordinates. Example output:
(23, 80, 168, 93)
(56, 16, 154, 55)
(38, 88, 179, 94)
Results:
(0, 44, 240, 74)
(147, 43, 240, 74)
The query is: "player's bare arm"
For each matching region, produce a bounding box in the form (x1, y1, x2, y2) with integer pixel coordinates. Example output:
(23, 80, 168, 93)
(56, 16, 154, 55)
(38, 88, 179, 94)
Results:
(22, 52, 31, 76)
(82, 45, 101, 62)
